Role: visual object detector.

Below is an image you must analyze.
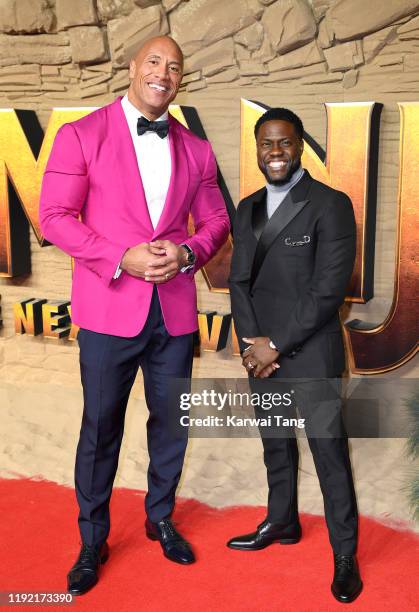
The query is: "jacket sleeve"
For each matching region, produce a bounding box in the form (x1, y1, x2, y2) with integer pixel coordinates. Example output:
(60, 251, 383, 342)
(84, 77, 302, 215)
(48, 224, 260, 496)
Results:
(228, 201, 261, 354)
(39, 123, 127, 287)
(271, 191, 356, 355)
(183, 140, 230, 270)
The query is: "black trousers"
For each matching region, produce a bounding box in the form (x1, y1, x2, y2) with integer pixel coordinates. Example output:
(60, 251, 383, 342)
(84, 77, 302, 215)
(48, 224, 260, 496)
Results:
(253, 377, 358, 556)
(75, 288, 194, 550)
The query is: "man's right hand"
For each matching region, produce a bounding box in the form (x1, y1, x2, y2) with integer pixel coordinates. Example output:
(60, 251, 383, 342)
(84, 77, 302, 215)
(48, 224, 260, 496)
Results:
(120, 242, 167, 279)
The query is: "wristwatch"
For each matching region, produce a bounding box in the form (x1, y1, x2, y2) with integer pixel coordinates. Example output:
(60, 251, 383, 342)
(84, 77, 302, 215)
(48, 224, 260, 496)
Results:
(180, 243, 196, 272)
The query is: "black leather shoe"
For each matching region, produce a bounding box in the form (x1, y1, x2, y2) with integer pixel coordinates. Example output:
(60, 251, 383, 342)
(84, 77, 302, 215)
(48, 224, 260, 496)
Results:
(331, 554, 363, 603)
(67, 542, 109, 595)
(145, 518, 195, 565)
(227, 519, 301, 550)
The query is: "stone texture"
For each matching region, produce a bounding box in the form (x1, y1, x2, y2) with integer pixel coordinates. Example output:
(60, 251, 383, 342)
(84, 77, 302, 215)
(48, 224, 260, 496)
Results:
(86, 62, 114, 73)
(323, 40, 364, 71)
(108, 6, 169, 67)
(234, 22, 264, 52)
(134, 0, 161, 5)
(206, 67, 240, 83)
(326, 0, 419, 42)
(317, 17, 333, 49)
(181, 70, 201, 84)
(41, 66, 59, 76)
(203, 62, 234, 77)
(56, 0, 98, 30)
(69, 27, 108, 64)
(235, 44, 251, 61)
(0, 64, 40, 77)
(363, 26, 397, 63)
(97, 0, 137, 21)
(162, 0, 182, 10)
(80, 83, 109, 98)
(0, 0, 54, 34)
(268, 40, 324, 72)
(262, 0, 317, 55)
(238, 60, 268, 76)
(0, 73, 41, 87)
(0, 34, 71, 66)
(398, 15, 419, 40)
(170, 0, 262, 56)
(342, 68, 358, 88)
(110, 69, 129, 91)
(310, 0, 333, 22)
(186, 79, 206, 92)
(184, 38, 235, 74)
(61, 66, 81, 78)
(80, 73, 112, 88)
(252, 36, 275, 63)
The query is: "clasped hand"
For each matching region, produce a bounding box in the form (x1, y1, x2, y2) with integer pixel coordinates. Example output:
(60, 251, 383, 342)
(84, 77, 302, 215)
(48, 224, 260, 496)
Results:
(120, 240, 187, 283)
(242, 336, 280, 379)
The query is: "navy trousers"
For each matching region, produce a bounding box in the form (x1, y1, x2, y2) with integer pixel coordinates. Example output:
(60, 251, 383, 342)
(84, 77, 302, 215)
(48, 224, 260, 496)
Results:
(75, 288, 194, 549)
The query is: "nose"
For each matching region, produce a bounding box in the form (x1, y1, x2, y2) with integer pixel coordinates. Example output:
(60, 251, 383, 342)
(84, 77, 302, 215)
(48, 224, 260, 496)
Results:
(269, 143, 285, 157)
(154, 62, 170, 80)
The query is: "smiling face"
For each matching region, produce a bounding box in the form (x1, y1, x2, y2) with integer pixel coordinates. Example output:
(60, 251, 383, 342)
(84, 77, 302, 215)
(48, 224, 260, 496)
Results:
(128, 36, 183, 120)
(256, 120, 304, 185)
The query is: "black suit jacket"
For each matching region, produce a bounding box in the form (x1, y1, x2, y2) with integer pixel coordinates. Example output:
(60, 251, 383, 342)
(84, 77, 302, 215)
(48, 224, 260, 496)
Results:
(229, 170, 356, 378)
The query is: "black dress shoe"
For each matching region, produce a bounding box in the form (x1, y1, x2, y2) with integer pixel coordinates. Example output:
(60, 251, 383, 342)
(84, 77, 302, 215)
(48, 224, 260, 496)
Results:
(145, 518, 195, 565)
(227, 519, 301, 550)
(331, 554, 363, 603)
(67, 542, 109, 595)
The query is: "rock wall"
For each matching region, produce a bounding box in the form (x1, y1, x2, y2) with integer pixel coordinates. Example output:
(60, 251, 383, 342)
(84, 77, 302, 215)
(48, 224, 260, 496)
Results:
(0, 0, 418, 527)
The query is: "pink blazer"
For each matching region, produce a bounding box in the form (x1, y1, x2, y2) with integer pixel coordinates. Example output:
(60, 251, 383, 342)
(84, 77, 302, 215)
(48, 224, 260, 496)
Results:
(39, 97, 230, 337)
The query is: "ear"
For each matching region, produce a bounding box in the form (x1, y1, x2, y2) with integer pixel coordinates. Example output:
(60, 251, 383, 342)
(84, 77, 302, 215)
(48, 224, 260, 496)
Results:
(128, 59, 136, 80)
(299, 138, 304, 155)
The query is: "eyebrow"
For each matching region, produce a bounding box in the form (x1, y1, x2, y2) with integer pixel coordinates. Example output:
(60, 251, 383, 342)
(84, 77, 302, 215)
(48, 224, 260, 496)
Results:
(146, 53, 182, 65)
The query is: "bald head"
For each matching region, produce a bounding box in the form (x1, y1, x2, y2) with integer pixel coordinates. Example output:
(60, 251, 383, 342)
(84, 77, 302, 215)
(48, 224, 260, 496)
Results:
(133, 36, 183, 67)
(127, 35, 183, 120)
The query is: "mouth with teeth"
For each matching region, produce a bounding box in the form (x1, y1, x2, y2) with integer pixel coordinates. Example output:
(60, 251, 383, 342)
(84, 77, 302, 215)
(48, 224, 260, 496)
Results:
(148, 82, 169, 94)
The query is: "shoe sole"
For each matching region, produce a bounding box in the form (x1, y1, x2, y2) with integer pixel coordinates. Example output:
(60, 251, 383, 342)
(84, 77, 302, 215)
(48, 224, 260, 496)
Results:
(146, 532, 195, 565)
(227, 536, 301, 550)
(331, 581, 363, 604)
(67, 550, 109, 596)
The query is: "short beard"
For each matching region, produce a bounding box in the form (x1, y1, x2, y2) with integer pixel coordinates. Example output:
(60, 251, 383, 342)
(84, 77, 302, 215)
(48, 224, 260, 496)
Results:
(263, 159, 300, 186)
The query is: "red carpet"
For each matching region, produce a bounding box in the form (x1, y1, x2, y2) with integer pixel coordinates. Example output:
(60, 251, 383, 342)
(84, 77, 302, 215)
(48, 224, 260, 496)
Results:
(0, 478, 418, 611)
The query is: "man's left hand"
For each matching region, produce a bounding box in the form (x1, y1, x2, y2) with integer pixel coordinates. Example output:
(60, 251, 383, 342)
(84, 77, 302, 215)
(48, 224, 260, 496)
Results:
(242, 336, 280, 378)
(144, 240, 187, 283)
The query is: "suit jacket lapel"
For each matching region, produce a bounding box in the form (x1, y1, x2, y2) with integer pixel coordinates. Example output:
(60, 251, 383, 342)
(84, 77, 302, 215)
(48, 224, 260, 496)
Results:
(250, 170, 313, 289)
(152, 116, 189, 240)
(108, 97, 153, 232)
(251, 187, 268, 241)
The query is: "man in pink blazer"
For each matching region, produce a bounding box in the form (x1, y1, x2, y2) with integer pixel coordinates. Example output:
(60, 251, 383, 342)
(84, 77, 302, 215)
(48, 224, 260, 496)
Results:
(39, 36, 230, 595)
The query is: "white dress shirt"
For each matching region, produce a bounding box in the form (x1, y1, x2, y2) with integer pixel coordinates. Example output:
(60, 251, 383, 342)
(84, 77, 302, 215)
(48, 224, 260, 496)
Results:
(121, 93, 171, 228)
(113, 94, 172, 279)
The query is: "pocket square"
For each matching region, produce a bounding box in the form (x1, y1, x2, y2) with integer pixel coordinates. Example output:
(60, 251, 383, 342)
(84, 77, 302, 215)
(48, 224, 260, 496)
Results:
(285, 235, 311, 247)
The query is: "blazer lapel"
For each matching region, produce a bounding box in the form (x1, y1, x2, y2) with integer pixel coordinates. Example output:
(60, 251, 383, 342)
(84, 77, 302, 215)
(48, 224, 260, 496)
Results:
(152, 116, 189, 240)
(250, 170, 313, 289)
(108, 97, 153, 232)
(251, 187, 268, 241)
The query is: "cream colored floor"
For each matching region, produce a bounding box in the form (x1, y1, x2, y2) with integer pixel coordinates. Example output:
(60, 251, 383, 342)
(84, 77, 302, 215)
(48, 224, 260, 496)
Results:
(1, 374, 417, 533)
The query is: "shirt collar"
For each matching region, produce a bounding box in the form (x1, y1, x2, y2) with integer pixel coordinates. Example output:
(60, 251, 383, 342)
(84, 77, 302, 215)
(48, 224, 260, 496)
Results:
(266, 165, 304, 195)
(121, 93, 169, 125)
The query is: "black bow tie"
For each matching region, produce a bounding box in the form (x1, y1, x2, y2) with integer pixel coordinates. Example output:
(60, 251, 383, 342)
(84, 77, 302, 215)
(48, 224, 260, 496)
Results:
(137, 116, 169, 139)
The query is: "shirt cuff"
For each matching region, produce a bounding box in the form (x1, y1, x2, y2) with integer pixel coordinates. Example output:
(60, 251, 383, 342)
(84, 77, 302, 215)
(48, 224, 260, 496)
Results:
(113, 261, 122, 279)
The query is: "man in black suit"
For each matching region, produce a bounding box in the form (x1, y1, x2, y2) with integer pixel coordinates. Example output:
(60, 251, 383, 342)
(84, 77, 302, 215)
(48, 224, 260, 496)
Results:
(227, 108, 362, 604)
